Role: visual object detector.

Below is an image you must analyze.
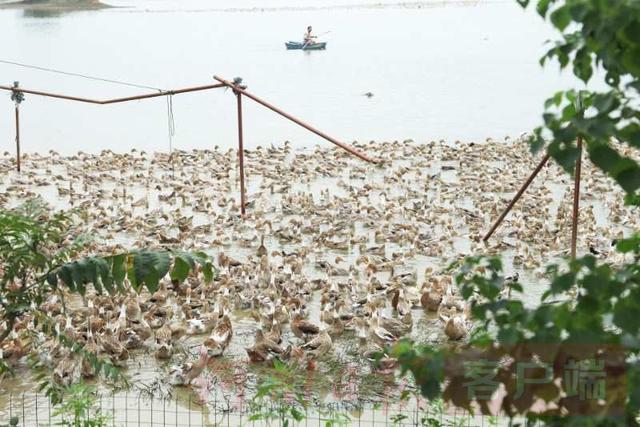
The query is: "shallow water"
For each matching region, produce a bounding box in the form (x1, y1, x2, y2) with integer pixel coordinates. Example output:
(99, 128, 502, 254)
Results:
(0, 137, 635, 425)
(0, 0, 581, 154)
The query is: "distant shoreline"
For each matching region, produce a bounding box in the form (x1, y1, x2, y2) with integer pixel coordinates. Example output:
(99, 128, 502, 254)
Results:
(0, 0, 110, 11)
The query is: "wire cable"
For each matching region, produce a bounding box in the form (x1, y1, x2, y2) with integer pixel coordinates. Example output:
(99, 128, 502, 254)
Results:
(0, 58, 163, 91)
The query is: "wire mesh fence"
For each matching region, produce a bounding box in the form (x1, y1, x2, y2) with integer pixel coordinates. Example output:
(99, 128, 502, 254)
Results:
(0, 392, 538, 426)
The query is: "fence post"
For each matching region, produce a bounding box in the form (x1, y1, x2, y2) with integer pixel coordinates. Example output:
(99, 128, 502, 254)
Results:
(235, 90, 247, 217)
(10, 81, 24, 173)
(571, 136, 583, 259)
(15, 102, 20, 172)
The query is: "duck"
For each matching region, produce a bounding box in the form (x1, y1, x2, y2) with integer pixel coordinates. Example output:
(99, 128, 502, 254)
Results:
(148, 282, 170, 305)
(441, 312, 469, 341)
(81, 330, 99, 378)
(203, 314, 232, 357)
(377, 312, 411, 337)
(369, 313, 397, 347)
(291, 312, 320, 342)
(421, 286, 443, 312)
(169, 346, 209, 386)
(300, 330, 332, 358)
(0, 330, 26, 364)
(125, 295, 142, 322)
(53, 353, 80, 387)
(120, 318, 152, 349)
(363, 344, 397, 375)
(154, 323, 174, 360)
(264, 322, 282, 344)
(144, 304, 174, 329)
(185, 301, 217, 335)
(245, 329, 284, 363)
(98, 331, 129, 366)
(257, 235, 268, 258)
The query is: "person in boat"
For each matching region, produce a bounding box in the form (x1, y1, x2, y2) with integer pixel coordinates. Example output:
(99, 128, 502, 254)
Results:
(304, 26, 316, 45)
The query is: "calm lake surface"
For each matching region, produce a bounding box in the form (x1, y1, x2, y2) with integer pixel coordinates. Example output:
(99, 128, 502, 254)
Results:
(0, 0, 578, 154)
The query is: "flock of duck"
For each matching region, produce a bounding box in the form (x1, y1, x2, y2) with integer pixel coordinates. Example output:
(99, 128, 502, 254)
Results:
(0, 138, 635, 393)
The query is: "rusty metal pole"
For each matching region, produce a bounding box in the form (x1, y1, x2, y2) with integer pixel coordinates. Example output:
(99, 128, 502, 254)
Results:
(570, 137, 583, 259)
(236, 91, 246, 217)
(213, 75, 377, 164)
(483, 153, 551, 242)
(14, 103, 20, 172)
(0, 83, 226, 105)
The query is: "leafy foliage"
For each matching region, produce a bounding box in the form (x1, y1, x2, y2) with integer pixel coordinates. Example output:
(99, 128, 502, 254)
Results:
(247, 359, 351, 427)
(392, 1, 640, 424)
(52, 382, 112, 427)
(0, 417, 19, 427)
(0, 199, 216, 403)
(393, 236, 640, 425)
(0, 199, 81, 345)
(49, 248, 214, 296)
(518, 0, 640, 204)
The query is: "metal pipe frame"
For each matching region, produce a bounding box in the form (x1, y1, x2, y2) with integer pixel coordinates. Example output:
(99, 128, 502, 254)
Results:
(0, 83, 226, 105)
(2, 76, 378, 216)
(482, 153, 551, 242)
(213, 75, 378, 164)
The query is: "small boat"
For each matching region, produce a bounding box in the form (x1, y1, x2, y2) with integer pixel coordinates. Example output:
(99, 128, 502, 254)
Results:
(285, 41, 327, 50)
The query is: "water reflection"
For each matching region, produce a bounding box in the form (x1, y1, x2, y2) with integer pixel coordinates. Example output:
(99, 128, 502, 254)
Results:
(22, 8, 63, 18)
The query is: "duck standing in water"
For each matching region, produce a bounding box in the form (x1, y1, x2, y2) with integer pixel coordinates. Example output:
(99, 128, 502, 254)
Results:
(154, 323, 173, 360)
(245, 329, 284, 363)
(203, 314, 233, 357)
(441, 311, 469, 341)
(169, 346, 209, 386)
(291, 312, 320, 342)
(300, 329, 332, 358)
(53, 352, 80, 387)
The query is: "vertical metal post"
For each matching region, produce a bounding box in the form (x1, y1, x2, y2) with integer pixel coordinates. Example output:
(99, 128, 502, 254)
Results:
(482, 153, 550, 241)
(236, 91, 247, 217)
(571, 137, 583, 259)
(15, 103, 21, 172)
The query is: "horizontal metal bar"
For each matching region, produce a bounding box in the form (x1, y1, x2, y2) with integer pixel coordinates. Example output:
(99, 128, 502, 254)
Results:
(0, 83, 226, 105)
(213, 75, 379, 164)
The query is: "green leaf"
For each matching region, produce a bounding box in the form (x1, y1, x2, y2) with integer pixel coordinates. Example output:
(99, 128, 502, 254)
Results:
(111, 253, 127, 290)
(619, 123, 640, 148)
(567, 2, 587, 21)
(588, 143, 620, 173)
(46, 272, 58, 288)
(622, 46, 640, 77)
(128, 250, 170, 293)
(550, 5, 571, 31)
(614, 162, 640, 194)
(536, 0, 552, 17)
(170, 256, 191, 283)
(616, 236, 640, 253)
(620, 20, 640, 44)
(573, 47, 593, 83)
(57, 265, 75, 291)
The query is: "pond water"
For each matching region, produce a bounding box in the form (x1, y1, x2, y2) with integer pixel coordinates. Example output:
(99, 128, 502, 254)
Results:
(0, 0, 579, 155)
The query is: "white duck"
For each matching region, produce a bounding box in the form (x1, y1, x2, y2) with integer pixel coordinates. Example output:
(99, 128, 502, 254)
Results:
(203, 314, 233, 357)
